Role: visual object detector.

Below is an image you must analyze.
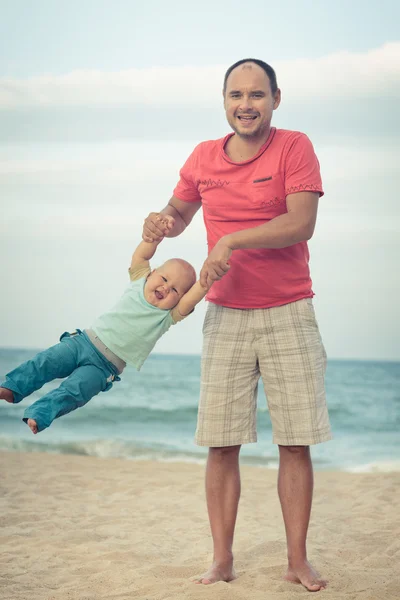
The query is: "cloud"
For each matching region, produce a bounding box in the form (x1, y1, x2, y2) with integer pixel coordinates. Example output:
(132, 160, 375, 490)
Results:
(0, 140, 397, 193)
(0, 43, 399, 109)
(0, 66, 222, 109)
(0, 44, 398, 143)
(278, 42, 400, 99)
(0, 141, 196, 200)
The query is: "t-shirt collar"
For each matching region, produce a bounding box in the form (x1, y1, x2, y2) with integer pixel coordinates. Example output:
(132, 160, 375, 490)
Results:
(221, 127, 276, 165)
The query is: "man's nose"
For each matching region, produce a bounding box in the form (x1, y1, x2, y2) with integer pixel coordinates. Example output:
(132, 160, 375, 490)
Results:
(239, 95, 252, 111)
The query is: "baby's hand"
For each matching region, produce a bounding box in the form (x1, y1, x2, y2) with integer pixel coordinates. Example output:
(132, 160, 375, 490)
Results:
(200, 279, 214, 292)
(143, 212, 175, 242)
(157, 214, 174, 231)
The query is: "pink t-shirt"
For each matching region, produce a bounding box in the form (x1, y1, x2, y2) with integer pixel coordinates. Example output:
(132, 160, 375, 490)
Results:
(173, 128, 324, 309)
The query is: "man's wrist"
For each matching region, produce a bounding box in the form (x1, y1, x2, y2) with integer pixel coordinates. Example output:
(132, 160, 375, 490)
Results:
(220, 234, 236, 251)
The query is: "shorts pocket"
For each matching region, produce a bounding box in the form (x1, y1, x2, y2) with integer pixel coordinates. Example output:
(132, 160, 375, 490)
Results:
(202, 304, 220, 336)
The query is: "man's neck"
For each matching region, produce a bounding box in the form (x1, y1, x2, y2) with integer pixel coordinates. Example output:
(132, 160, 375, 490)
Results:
(226, 127, 271, 162)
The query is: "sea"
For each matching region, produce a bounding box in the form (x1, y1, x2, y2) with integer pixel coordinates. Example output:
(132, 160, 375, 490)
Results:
(0, 348, 399, 473)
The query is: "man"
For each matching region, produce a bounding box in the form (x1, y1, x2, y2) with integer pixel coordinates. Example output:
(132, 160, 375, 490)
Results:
(143, 58, 331, 592)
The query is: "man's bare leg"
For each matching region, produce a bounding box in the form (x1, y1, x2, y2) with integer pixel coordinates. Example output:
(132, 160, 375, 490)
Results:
(278, 445, 327, 592)
(0, 387, 14, 403)
(196, 445, 241, 585)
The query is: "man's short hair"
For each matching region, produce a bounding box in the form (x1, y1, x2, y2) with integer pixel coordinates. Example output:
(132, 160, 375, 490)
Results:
(223, 58, 278, 95)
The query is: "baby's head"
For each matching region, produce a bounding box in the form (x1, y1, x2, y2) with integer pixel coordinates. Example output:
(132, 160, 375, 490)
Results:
(144, 258, 196, 310)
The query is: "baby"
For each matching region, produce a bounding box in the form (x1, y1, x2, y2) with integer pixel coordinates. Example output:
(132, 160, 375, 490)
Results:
(0, 218, 209, 434)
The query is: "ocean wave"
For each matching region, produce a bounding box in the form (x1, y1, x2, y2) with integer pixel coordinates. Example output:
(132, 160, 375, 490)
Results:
(345, 461, 400, 473)
(0, 435, 280, 469)
(2, 435, 399, 472)
(0, 403, 199, 423)
(0, 403, 276, 427)
(0, 435, 204, 462)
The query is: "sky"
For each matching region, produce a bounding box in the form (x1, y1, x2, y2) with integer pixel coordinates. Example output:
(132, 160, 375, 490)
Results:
(0, 0, 399, 361)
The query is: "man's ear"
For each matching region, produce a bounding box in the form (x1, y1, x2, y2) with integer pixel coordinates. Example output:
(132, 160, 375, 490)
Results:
(273, 88, 281, 110)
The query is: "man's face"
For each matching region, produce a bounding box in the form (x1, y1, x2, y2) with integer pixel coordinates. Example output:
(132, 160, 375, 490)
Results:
(223, 63, 281, 141)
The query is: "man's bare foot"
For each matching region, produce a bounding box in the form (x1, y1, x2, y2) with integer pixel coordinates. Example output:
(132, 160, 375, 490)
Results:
(284, 560, 328, 592)
(27, 419, 38, 434)
(194, 559, 236, 585)
(0, 387, 14, 403)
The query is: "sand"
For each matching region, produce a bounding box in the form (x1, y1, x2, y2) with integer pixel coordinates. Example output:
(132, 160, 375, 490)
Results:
(0, 451, 399, 600)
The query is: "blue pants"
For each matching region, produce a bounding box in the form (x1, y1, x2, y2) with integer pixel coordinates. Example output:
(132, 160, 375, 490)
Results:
(0, 330, 120, 432)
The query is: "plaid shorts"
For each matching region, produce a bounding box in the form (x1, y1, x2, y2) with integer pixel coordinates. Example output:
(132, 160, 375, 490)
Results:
(195, 299, 332, 447)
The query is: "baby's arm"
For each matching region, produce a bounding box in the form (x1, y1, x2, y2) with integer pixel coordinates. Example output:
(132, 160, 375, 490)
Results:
(174, 280, 211, 318)
(129, 216, 173, 278)
(130, 240, 159, 269)
(129, 240, 161, 281)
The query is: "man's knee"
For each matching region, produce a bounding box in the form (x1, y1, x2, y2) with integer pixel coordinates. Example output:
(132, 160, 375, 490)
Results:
(278, 444, 310, 456)
(209, 445, 241, 459)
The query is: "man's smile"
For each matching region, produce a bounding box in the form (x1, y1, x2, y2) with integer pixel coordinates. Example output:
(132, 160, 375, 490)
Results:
(237, 115, 258, 121)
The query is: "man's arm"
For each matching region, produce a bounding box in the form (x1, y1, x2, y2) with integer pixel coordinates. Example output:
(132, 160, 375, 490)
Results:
(225, 191, 318, 249)
(200, 192, 319, 286)
(143, 196, 202, 242)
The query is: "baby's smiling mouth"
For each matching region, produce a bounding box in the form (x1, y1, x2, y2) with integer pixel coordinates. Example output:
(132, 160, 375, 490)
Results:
(155, 290, 164, 300)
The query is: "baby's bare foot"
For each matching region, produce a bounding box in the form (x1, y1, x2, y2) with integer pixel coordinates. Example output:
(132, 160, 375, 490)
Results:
(0, 387, 14, 403)
(27, 419, 38, 434)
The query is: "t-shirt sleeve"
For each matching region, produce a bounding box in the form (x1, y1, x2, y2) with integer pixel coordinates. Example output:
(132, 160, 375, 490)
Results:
(128, 262, 151, 281)
(173, 145, 202, 203)
(284, 134, 324, 198)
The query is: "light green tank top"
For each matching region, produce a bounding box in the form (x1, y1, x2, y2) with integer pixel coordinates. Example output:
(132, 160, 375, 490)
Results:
(91, 270, 176, 370)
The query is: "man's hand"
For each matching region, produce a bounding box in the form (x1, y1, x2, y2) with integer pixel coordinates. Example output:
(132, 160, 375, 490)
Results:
(142, 213, 175, 243)
(200, 239, 232, 288)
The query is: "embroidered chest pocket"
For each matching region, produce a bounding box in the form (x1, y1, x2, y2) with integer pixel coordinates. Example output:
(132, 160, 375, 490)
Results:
(251, 172, 286, 215)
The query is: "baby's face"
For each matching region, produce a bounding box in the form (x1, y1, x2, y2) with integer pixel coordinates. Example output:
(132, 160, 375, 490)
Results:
(144, 261, 193, 310)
